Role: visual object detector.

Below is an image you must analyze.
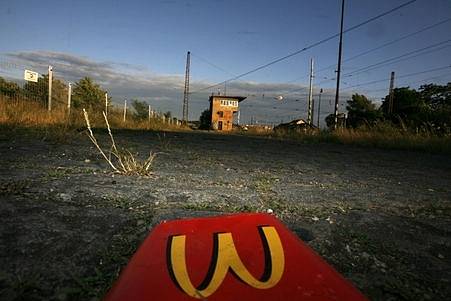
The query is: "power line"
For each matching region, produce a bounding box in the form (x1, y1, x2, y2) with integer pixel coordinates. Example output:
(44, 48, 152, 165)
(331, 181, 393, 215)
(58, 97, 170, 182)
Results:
(268, 18, 451, 97)
(343, 38, 451, 76)
(313, 17, 451, 75)
(342, 17, 451, 63)
(342, 65, 451, 90)
(349, 44, 451, 75)
(404, 72, 451, 86)
(191, 53, 235, 77)
(189, 0, 417, 94)
(359, 72, 451, 94)
(244, 69, 450, 119)
(292, 40, 451, 91)
(271, 16, 451, 93)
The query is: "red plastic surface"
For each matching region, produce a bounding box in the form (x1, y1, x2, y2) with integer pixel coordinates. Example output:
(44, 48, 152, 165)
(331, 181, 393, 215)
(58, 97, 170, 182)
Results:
(104, 213, 368, 300)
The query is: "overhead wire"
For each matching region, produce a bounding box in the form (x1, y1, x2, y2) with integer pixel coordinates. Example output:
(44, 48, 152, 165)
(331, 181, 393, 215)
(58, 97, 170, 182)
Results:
(200, 2, 439, 99)
(312, 17, 451, 76)
(245, 17, 451, 97)
(404, 72, 451, 87)
(359, 72, 451, 94)
(282, 38, 451, 96)
(341, 64, 451, 90)
(191, 53, 236, 77)
(262, 16, 451, 98)
(189, 0, 418, 95)
(348, 44, 451, 76)
(342, 38, 451, 76)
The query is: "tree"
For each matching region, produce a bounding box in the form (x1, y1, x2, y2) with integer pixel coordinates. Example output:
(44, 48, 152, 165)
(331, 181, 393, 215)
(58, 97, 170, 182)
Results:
(346, 94, 382, 128)
(381, 87, 425, 123)
(131, 99, 148, 120)
(72, 77, 106, 110)
(419, 83, 451, 110)
(199, 109, 211, 129)
(419, 82, 451, 132)
(377, 84, 451, 132)
(0, 77, 20, 98)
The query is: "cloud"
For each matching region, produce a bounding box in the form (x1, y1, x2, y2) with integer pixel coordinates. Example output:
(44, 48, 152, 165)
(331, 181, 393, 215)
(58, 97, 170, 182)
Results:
(4, 50, 187, 110)
(2, 50, 350, 125)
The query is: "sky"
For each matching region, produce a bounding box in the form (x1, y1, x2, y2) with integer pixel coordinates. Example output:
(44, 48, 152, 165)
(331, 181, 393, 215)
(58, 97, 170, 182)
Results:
(1, 0, 450, 125)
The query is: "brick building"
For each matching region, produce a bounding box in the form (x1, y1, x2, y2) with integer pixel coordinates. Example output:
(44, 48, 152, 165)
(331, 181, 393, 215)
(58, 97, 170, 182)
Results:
(209, 95, 246, 131)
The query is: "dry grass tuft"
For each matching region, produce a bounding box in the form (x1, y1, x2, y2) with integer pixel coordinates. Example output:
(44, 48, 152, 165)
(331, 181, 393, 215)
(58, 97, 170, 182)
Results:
(83, 109, 157, 176)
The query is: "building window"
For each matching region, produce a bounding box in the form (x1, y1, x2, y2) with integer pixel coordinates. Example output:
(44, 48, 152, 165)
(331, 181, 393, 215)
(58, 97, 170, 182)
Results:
(218, 111, 224, 117)
(219, 99, 238, 107)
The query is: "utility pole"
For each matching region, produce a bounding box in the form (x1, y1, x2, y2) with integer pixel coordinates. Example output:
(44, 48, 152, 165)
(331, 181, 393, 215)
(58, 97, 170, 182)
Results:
(388, 71, 395, 114)
(307, 58, 314, 125)
(48, 65, 53, 112)
(67, 83, 71, 114)
(148, 104, 152, 122)
(334, 0, 345, 130)
(105, 92, 109, 116)
(317, 88, 323, 128)
(182, 51, 191, 124)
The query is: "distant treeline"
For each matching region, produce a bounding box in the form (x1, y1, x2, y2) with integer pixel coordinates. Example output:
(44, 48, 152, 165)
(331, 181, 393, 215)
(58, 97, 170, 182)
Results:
(326, 82, 451, 134)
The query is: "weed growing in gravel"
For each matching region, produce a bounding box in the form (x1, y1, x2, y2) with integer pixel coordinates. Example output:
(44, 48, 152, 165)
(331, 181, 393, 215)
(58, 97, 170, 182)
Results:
(0, 180, 29, 195)
(156, 132, 172, 151)
(83, 109, 156, 176)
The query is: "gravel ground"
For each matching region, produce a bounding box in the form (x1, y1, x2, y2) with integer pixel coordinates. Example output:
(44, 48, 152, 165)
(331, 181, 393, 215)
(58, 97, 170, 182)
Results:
(0, 128, 450, 300)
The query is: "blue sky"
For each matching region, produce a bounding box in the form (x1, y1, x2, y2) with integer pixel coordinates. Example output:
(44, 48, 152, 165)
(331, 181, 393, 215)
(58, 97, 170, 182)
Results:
(1, 0, 450, 124)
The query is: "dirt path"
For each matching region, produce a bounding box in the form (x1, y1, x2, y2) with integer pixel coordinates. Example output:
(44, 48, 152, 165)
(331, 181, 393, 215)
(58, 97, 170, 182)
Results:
(1, 129, 450, 300)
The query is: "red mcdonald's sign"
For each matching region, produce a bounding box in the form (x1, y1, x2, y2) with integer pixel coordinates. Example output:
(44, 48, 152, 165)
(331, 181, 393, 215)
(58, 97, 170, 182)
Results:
(104, 213, 368, 300)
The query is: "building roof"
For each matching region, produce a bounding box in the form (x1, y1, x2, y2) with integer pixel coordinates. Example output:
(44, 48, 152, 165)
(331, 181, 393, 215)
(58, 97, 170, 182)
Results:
(209, 95, 247, 102)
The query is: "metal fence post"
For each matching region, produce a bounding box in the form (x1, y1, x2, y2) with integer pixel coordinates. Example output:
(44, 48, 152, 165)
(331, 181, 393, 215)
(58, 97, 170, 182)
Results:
(148, 105, 151, 123)
(47, 65, 53, 111)
(67, 82, 71, 114)
(105, 92, 108, 116)
(123, 99, 127, 122)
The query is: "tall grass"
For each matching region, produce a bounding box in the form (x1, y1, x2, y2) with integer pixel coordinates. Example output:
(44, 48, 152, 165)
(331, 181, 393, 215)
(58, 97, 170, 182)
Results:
(270, 124, 451, 154)
(0, 99, 68, 127)
(0, 99, 185, 134)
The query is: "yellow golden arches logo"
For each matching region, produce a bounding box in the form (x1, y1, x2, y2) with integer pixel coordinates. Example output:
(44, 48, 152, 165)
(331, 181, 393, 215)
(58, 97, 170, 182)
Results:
(167, 226, 285, 299)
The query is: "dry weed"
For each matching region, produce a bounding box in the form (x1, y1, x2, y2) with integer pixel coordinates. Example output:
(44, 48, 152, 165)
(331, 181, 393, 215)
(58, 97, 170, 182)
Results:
(83, 109, 156, 176)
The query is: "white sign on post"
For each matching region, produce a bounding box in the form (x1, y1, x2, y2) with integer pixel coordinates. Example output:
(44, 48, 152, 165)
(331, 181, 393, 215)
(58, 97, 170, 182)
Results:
(24, 69, 39, 82)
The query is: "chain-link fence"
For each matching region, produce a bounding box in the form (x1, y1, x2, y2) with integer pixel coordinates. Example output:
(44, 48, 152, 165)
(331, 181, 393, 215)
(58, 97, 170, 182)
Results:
(0, 58, 68, 110)
(0, 55, 183, 128)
